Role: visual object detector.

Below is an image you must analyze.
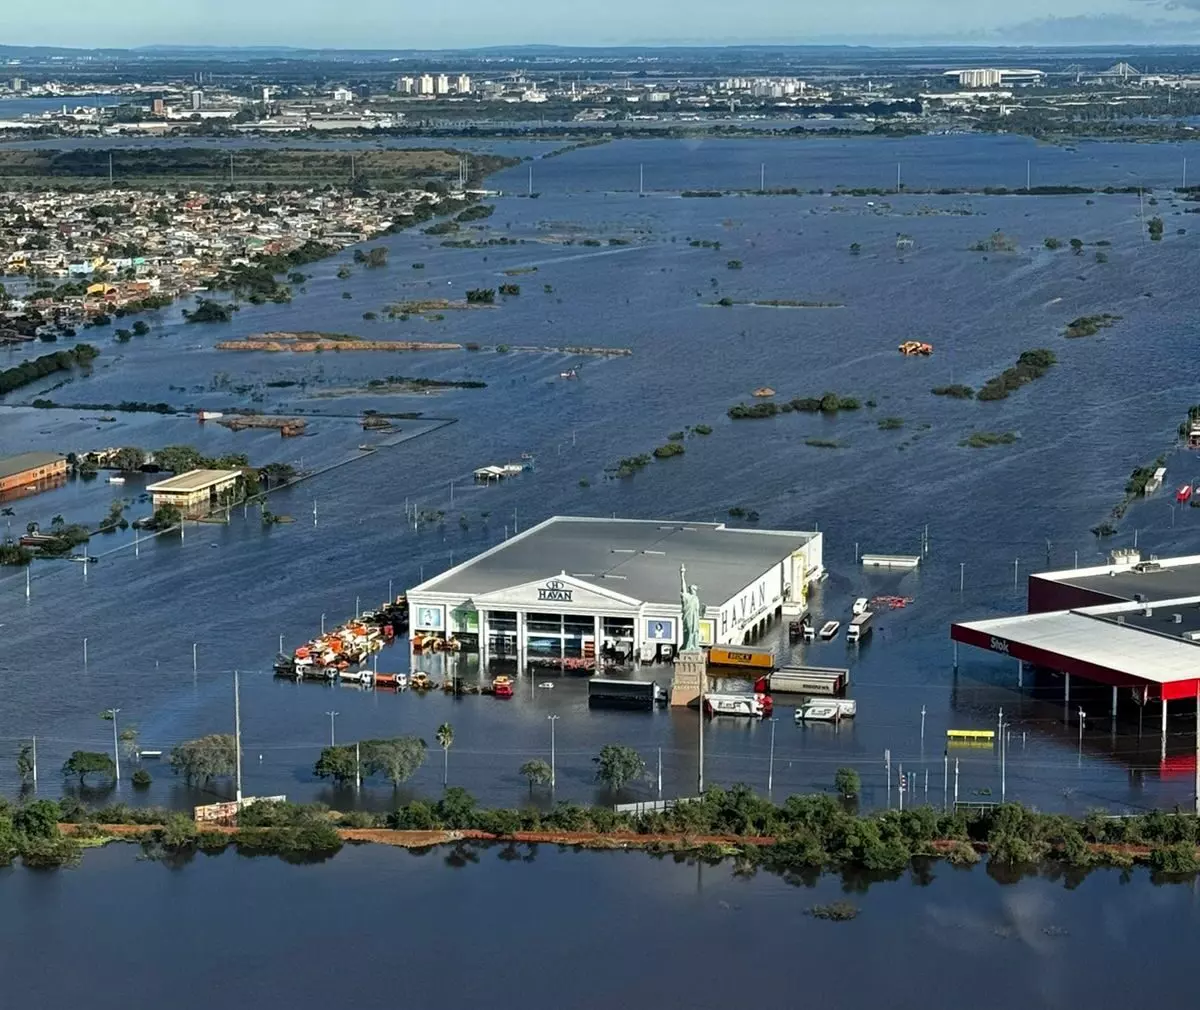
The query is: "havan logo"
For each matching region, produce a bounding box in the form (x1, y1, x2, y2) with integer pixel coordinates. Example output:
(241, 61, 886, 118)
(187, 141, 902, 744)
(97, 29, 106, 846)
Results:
(538, 578, 573, 603)
(989, 636, 1010, 655)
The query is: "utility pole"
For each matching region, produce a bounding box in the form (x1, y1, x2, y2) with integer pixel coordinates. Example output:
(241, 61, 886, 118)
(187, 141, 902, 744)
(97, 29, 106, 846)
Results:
(760, 162, 765, 193)
(920, 705, 926, 743)
(106, 708, 121, 783)
(25, 564, 30, 600)
(326, 710, 339, 747)
(885, 748, 892, 807)
(767, 718, 777, 795)
(31, 736, 37, 789)
(234, 670, 243, 802)
(1026, 159, 1030, 193)
(896, 161, 901, 193)
(356, 741, 361, 790)
(657, 746, 662, 798)
(83, 637, 88, 672)
(942, 751, 948, 810)
(639, 163, 644, 196)
(193, 643, 197, 673)
(229, 152, 234, 187)
(959, 562, 965, 593)
(698, 679, 705, 795)
(108, 152, 113, 186)
(954, 758, 960, 808)
(1001, 715, 1007, 803)
(548, 714, 558, 788)
(898, 761, 905, 810)
(528, 163, 533, 196)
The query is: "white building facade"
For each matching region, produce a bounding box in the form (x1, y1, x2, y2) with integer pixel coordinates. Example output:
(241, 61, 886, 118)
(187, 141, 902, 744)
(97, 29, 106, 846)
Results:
(406, 516, 824, 669)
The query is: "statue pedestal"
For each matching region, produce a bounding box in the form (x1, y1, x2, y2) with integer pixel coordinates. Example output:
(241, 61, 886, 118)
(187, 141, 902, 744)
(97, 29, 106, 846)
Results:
(671, 648, 708, 707)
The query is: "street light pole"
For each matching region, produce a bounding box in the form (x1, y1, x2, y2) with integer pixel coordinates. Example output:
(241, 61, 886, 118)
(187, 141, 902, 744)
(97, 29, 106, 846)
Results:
(234, 670, 243, 802)
(547, 715, 558, 788)
(326, 710, 339, 747)
(767, 718, 777, 795)
(106, 708, 121, 783)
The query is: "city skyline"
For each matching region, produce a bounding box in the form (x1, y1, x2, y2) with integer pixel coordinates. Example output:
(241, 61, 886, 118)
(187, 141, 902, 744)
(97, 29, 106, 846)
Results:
(5, 0, 1200, 49)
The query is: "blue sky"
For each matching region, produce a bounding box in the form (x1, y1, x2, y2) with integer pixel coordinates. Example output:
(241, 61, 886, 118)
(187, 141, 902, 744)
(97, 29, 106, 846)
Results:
(5, 0, 1200, 48)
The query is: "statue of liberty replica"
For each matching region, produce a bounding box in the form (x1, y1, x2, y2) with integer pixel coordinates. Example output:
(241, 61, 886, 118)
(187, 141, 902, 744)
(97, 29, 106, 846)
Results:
(680, 564, 702, 652)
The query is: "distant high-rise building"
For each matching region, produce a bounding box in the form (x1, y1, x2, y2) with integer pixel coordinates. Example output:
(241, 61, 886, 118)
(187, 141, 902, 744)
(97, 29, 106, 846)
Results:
(435, 74, 450, 96)
(11, 77, 25, 92)
(418, 74, 435, 96)
(152, 97, 166, 116)
(397, 76, 416, 95)
(456, 74, 472, 94)
(261, 86, 272, 103)
(190, 89, 203, 111)
(332, 86, 354, 103)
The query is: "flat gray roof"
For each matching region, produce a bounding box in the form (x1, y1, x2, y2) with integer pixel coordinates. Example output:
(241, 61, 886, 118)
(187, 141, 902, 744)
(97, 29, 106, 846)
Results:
(146, 468, 242, 493)
(1036, 556, 1200, 604)
(0, 452, 64, 481)
(414, 516, 815, 606)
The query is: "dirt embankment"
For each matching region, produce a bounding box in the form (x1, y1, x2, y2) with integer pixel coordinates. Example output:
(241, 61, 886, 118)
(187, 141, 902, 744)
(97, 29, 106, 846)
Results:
(66, 823, 771, 851)
(217, 332, 462, 353)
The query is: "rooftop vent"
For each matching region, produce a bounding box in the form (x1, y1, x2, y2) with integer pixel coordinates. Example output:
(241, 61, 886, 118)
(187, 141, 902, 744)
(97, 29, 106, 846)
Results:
(1174, 614, 1183, 624)
(1186, 630, 1200, 643)
(1117, 616, 1126, 624)
(1144, 607, 1154, 617)
(1134, 593, 1145, 602)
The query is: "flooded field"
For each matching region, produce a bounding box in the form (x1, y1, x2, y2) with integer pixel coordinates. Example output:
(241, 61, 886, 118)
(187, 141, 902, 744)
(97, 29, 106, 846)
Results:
(2, 134, 1200, 813)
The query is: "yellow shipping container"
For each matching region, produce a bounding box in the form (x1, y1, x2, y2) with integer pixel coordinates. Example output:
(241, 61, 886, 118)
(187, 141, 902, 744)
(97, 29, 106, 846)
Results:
(708, 645, 775, 670)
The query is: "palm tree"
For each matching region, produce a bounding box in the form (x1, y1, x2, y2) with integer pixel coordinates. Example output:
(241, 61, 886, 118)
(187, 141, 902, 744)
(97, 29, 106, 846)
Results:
(436, 722, 454, 786)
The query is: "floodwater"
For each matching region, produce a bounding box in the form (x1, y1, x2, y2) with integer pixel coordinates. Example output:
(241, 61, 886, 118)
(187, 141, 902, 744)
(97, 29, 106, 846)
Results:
(1, 843, 1199, 1010)
(3, 133, 1200, 813)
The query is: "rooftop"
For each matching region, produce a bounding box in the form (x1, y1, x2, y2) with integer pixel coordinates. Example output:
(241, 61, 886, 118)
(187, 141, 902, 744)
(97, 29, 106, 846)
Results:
(1034, 554, 1200, 604)
(145, 468, 242, 494)
(955, 601, 1200, 687)
(0, 451, 65, 481)
(412, 516, 816, 606)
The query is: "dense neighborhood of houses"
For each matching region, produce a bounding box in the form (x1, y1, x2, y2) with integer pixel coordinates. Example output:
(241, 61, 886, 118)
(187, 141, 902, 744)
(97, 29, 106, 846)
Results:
(0, 184, 453, 339)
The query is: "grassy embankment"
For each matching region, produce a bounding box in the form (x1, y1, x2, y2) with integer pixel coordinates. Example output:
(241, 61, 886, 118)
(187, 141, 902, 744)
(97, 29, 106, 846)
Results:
(0, 148, 518, 191)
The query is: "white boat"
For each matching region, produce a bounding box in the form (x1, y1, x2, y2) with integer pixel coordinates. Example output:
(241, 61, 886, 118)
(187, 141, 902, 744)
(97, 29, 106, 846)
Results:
(819, 620, 840, 640)
(107, 476, 126, 484)
(538, 682, 555, 689)
(197, 410, 224, 421)
(852, 597, 869, 616)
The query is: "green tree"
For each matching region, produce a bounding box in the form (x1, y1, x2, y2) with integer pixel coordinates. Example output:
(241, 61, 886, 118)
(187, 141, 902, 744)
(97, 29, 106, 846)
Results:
(16, 744, 34, 785)
(112, 446, 146, 471)
(834, 767, 861, 799)
(1069, 238, 1083, 255)
(434, 786, 476, 828)
(593, 745, 646, 793)
(131, 768, 152, 789)
(314, 744, 357, 784)
(362, 737, 426, 786)
(62, 750, 116, 785)
(13, 799, 60, 840)
(118, 726, 140, 763)
(436, 722, 454, 786)
(520, 758, 553, 793)
(169, 734, 237, 786)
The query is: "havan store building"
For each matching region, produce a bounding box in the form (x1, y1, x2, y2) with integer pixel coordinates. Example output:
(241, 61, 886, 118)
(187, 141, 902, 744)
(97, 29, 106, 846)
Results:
(406, 516, 824, 666)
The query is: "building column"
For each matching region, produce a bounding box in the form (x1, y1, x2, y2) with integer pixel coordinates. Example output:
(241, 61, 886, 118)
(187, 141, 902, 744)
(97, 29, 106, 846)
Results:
(1111, 685, 1118, 744)
(1161, 695, 1168, 761)
(593, 614, 603, 667)
(558, 614, 565, 663)
(1063, 672, 1070, 724)
(478, 608, 489, 670)
(515, 611, 526, 675)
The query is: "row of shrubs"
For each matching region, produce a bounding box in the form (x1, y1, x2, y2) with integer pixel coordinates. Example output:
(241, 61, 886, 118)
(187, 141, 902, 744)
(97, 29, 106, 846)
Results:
(12, 789, 1200, 877)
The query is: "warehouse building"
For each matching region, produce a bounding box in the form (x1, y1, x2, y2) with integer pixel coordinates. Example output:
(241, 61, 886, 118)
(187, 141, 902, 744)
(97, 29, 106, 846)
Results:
(952, 551, 1200, 760)
(407, 516, 824, 667)
(146, 468, 242, 517)
(0, 451, 68, 502)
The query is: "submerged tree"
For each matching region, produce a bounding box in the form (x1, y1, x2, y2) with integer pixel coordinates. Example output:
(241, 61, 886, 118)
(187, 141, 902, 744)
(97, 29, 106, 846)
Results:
(436, 723, 454, 786)
(169, 734, 237, 786)
(593, 745, 646, 793)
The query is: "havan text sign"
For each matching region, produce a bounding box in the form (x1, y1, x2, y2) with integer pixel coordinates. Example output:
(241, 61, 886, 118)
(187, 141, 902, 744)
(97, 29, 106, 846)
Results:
(538, 579, 573, 603)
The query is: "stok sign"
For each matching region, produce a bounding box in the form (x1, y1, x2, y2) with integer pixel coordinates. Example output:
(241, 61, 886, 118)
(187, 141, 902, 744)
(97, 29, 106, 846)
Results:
(538, 579, 573, 603)
(989, 636, 1010, 655)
